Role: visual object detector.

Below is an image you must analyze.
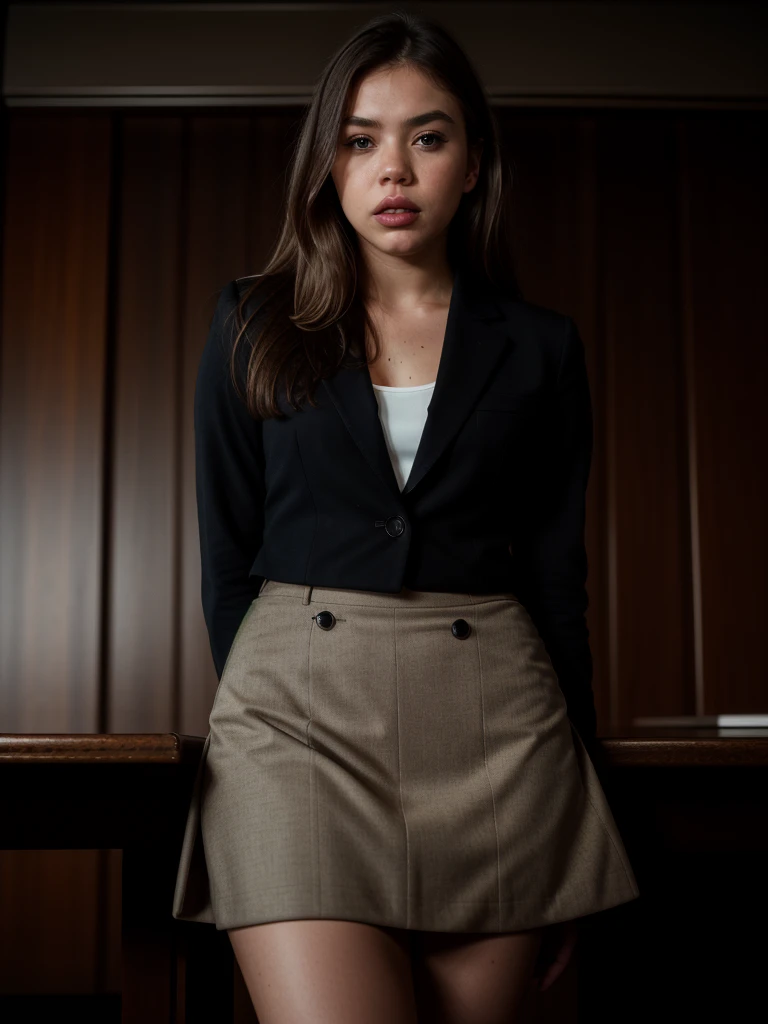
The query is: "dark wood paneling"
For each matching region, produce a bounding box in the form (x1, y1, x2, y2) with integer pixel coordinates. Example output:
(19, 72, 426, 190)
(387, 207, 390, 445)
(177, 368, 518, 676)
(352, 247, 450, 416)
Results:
(681, 111, 768, 714)
(0, 114, 112, 993)
(2, 105, 766, 1006)
(179, 112, 300, 737)
(500, 110, 609, 729)
(108, 116, 185, 734)
(6, 3, 767, 107)
(0, 114, 111, 731)
(179, 114, 262, 737)
(599, 112, 693, 728)
(102, 114, 190, 999)
(0, 849, 103, 993)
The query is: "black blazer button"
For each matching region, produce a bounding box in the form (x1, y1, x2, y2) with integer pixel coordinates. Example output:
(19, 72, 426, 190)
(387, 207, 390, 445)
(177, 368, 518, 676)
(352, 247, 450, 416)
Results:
(385, 515, 406, 538)
(315, 610, 336, 630)
(451, 618, 471, 639)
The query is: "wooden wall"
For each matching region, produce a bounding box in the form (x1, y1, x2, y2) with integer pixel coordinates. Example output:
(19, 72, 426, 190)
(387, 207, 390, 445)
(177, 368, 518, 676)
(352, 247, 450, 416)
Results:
(1, 104, 766, 1001)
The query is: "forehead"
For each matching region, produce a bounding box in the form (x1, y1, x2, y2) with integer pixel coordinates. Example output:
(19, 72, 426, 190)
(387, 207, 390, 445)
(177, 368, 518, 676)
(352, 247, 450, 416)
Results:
(344, 65, 460, 122)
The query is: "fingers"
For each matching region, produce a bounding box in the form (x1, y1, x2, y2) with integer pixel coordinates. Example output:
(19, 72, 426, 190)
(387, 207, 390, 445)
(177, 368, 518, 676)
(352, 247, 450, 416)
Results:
(532, 920, 579, 993)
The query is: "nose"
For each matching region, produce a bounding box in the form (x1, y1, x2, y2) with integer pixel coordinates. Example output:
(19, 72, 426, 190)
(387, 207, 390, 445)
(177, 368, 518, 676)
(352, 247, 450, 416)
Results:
(378, 148, 413, 184)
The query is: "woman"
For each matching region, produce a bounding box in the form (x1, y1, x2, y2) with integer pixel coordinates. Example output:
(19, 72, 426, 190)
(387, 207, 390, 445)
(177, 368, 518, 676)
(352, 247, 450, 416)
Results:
(172, 11, 639, 1023)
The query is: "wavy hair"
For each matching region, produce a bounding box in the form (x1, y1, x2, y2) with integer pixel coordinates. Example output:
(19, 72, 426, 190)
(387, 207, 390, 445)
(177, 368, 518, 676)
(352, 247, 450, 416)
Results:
(229, 8, 521, 420)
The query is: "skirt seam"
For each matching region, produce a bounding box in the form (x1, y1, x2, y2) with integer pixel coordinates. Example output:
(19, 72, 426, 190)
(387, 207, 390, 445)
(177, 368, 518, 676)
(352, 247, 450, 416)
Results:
(474, 603, 504, 932)
(306, 618, 321, 915)
(393, 605, 411, 929)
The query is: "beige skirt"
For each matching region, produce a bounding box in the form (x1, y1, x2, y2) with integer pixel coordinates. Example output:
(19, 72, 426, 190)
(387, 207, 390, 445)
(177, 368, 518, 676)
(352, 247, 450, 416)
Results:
(172, 579, 639, 933)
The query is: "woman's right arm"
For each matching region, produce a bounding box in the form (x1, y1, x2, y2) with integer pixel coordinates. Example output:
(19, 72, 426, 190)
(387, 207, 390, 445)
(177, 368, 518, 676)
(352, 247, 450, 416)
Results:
(194, 279, 266, 680)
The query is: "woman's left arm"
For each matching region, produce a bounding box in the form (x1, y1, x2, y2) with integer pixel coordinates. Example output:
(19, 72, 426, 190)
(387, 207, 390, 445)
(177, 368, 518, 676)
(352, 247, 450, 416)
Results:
(514, 317, 597, 748)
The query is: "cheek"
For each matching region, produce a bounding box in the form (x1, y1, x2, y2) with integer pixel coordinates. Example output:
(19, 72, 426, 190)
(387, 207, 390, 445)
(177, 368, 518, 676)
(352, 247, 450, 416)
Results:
(336, 173, 369, 219)
(333, 190, 361, 227)
(330, 159, 357, 203)
(329, 158, 343, 190)
(425, 161, 470, 212)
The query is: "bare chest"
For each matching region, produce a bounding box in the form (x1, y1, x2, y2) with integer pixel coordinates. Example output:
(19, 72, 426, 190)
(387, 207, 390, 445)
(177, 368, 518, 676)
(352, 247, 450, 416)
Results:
(366, 308, 450, 388)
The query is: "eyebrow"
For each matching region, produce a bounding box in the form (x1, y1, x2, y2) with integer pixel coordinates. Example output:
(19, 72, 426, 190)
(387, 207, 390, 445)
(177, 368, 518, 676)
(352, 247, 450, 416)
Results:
(341, 109, 456, 130)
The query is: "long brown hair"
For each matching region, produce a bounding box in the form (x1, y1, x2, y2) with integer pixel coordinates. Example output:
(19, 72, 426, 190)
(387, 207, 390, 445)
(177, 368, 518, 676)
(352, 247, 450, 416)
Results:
(229, 9, 522, 421)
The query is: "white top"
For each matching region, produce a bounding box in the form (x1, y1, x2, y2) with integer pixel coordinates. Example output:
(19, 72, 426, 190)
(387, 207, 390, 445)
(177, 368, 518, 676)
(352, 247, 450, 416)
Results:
(371, 380, 436, 491)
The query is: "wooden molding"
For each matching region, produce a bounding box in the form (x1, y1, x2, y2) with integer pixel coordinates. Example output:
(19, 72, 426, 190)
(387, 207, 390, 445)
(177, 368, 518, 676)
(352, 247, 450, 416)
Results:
(4, 2, 767, 108)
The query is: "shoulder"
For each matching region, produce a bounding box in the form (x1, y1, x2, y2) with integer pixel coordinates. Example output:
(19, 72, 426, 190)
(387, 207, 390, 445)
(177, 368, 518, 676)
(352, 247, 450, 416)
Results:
(494, 290, 574, 341)
(488, 289, 581, 373)
(199, 280, 253, 379)
(233, 273, 265, 301)
(231, 272, 293, 327)
(233, 272, 286, 304)
(469, 270, 574, 340)
(208, 274, 271, 339)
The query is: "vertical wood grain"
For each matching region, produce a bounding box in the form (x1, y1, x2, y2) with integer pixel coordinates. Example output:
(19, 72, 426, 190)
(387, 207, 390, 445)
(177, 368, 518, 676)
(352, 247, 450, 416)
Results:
(0, 114, 111, 731)
(598, 112, 693, 728)
(680, 111, 768, 714)
(0, 113, 112, 992)
(178, 114, 260, 737)
(0, 849, 103, 993)
(499, 109, 610, 729)
(1, 104, 765, 1004)
(178, 112, 300, 737)
(107, 116, 185, 733)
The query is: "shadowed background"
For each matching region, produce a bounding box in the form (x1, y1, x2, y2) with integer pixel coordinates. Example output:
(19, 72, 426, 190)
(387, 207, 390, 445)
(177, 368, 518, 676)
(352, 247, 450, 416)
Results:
(0, 1, 765, 1018)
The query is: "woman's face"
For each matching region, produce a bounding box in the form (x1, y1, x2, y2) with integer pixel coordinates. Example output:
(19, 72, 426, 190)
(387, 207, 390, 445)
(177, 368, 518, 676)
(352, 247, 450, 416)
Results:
(330, 64, 481, 266)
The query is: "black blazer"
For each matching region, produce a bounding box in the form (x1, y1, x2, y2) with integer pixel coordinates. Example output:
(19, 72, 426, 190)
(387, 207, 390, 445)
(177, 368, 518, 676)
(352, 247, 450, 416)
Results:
(195, 266, 597, 743)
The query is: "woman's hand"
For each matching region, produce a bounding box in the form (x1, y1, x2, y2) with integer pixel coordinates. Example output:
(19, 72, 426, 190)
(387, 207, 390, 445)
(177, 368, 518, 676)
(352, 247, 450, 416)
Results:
(531, 919, 579, 992)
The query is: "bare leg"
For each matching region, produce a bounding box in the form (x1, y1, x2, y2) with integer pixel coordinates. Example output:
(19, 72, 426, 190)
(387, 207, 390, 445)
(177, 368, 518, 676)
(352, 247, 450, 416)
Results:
(228, 919, 420, 1023)
(412, 927, 545, 1024)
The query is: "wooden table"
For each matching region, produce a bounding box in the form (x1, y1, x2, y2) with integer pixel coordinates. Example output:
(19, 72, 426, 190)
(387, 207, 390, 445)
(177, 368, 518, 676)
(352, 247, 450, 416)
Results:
(0, 733, 232, 1024)
(2, 729, 767, 1023)
(576, 727, 768, 1021)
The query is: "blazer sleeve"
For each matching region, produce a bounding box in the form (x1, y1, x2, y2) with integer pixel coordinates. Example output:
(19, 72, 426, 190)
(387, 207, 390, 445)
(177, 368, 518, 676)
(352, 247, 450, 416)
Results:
(194, 278, 266, 680)
(515, 317, 597, 746)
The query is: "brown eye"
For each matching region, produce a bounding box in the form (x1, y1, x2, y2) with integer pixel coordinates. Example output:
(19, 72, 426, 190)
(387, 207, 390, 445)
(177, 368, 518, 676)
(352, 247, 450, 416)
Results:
(417, 132, 444, 148)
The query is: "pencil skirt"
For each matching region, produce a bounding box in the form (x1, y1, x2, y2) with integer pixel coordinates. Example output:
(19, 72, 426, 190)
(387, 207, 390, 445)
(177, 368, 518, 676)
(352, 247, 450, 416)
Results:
(172, 579, 640, 933)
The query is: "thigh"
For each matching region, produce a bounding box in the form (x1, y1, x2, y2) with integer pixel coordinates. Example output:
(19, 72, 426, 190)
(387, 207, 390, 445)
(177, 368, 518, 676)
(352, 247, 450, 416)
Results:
(228, 919, 419, 1024)
(412, 927, 545, 1024)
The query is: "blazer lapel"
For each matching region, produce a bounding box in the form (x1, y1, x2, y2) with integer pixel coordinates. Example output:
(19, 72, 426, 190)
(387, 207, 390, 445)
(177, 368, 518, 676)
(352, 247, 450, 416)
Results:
(321, 265, 511, 501)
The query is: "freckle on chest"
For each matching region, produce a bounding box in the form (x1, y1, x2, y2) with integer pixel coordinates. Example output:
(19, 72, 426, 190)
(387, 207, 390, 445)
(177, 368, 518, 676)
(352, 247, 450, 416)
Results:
(367, 309, 449, 387)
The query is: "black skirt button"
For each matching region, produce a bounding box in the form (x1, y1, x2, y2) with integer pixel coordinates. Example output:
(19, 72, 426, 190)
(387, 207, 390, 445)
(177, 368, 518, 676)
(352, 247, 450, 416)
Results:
(315, 610, 336, 630)
(451, 618, 471, 639)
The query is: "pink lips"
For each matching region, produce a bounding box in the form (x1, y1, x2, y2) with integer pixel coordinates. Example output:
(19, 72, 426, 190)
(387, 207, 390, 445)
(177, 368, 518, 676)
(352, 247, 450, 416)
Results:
(372, 196, 421, 227)
(373, 196, 421, 214)
(373, 209, 420, 227)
